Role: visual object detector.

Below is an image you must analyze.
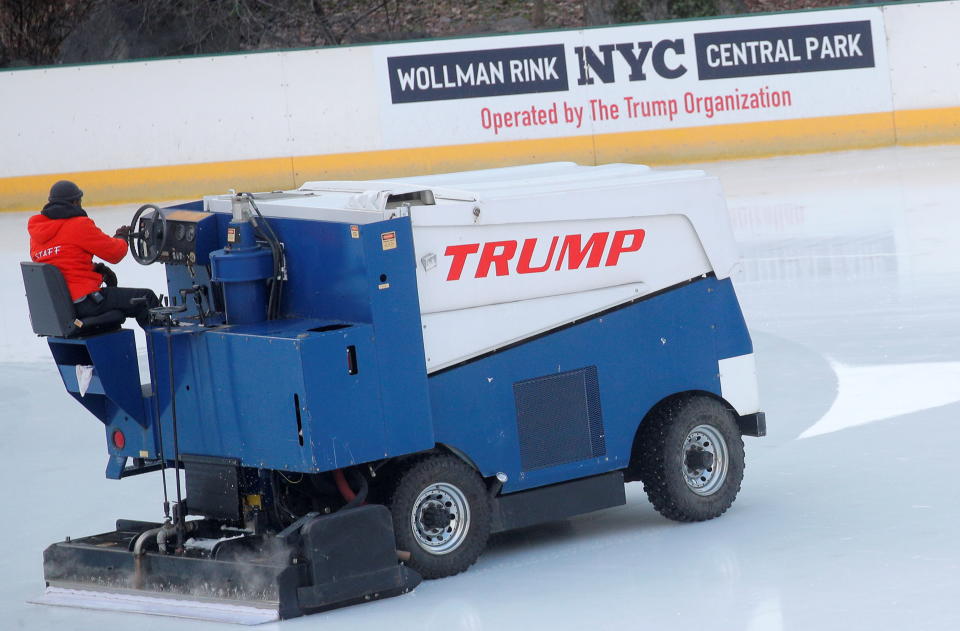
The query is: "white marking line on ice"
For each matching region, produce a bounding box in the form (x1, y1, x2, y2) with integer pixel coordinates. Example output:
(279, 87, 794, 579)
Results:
(799, 359, 960, 439)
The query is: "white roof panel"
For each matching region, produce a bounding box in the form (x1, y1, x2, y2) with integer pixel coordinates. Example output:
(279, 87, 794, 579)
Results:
(203, 163, 738, 278)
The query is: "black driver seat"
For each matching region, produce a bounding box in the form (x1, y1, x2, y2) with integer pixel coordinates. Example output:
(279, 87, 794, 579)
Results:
(20, 262, 124, 338)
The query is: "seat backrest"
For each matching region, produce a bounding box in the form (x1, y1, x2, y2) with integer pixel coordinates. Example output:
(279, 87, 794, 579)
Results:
(20, 262, 78, 337)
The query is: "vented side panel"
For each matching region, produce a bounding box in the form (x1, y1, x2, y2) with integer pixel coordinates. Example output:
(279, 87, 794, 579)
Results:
(514, 366, 606, 471)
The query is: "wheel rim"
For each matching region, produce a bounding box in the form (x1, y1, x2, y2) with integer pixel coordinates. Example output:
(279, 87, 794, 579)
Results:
(681, 424, 729, 496)
(410, 482, 470, 555)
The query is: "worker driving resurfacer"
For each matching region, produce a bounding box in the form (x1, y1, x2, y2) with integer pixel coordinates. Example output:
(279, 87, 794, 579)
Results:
(27, 180, 159, 328)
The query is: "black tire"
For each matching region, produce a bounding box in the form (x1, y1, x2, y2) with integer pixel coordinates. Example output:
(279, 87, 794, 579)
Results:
(637, 395, 745, 522)
(388, 454, 491, 579)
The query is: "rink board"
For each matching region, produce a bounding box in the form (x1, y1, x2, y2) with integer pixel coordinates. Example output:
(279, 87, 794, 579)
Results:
(1, 1, 958, 210)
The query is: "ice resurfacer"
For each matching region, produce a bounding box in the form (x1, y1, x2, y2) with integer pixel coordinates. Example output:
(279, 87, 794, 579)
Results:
(22, 163, 765, 623)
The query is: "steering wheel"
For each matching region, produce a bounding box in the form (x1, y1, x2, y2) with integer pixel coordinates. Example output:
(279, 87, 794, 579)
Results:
(147, 304, 187, 327)
(149, 305, 187, 317)
(129, 204, 168, 265)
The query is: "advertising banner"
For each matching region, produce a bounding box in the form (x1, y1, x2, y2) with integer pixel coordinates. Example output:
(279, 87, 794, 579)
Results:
(6, 1, 946, 212)
(375, 8, 890, 149)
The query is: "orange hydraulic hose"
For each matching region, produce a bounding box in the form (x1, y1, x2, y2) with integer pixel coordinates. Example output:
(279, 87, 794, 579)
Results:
(333, 468, 356, 502)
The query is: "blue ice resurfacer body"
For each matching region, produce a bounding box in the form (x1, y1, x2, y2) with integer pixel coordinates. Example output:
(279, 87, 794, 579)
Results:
(25, 163, 765, 622)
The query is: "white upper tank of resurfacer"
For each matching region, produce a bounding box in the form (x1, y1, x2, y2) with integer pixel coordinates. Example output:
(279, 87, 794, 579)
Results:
(205, 162, 739, 372)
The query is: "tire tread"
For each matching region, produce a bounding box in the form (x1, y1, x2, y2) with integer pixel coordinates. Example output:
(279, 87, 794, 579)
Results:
(637, 395, 745, 522)
(387, 454, 491, 579)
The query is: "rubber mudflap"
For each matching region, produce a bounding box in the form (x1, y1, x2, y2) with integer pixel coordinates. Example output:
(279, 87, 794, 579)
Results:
(295, 504, 422, 614)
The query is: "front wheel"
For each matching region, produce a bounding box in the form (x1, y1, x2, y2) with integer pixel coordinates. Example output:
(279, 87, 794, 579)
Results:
(637, 395, 745, 522)
(388, 454, 491, 579)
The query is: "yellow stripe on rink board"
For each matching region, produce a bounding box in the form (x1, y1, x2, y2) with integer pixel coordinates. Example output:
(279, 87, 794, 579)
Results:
(290, 135, 598, 183)
(594, 111, 897, 164)
(2, 157, 299, 213)
(894, 106, 960, 146)
(1, 107, 955, 213)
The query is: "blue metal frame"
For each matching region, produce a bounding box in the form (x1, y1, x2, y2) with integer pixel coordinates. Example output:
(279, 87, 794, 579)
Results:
(428, 275, 752, 493)
(43, 205, 755, 495)
(48, 330, 159, 478)
(144, 214, 434, 475)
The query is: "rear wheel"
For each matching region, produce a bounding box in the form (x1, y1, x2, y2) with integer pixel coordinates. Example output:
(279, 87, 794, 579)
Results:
(388, 454, 491, 579)
(637, 395, 745, 522)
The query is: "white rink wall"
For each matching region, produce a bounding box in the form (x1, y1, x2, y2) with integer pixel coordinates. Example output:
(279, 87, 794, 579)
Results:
(1, 1, 958, 211)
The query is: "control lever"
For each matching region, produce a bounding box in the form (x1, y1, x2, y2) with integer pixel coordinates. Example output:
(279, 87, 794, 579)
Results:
(180, 285, 210, 326)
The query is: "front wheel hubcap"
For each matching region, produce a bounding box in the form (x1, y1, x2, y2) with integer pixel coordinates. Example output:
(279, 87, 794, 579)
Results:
(682, 424, 729, 496)
(411, 482, 470, 554)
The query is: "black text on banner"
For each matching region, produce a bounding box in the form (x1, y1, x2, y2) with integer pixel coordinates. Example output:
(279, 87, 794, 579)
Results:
(388, 45, 569, 103)
(694, 20, 875, 80)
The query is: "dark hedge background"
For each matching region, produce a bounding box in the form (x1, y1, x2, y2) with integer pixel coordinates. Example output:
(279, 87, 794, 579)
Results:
(0, 0, 881, 68)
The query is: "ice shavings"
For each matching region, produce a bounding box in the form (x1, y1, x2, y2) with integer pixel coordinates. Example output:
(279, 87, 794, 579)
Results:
(30, 587, 279, 625)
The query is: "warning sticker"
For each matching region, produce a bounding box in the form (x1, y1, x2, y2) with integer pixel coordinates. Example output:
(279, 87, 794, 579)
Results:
(381, 231, 397, 250)
(350, 225, 360, 239)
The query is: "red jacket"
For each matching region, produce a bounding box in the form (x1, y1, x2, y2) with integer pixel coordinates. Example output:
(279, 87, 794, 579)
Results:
(28, 213, 128, 300)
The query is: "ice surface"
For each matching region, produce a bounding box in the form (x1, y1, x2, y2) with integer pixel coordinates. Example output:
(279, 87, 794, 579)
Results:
(3, 145, 959, 630)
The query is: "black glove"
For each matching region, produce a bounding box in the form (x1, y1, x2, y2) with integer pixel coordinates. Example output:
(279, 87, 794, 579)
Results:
(114, 225, 131, 239)
(92, 262, 118, 288)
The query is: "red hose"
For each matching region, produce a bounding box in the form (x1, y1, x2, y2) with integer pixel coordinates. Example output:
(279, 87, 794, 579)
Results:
(333, 468, 356, 502)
